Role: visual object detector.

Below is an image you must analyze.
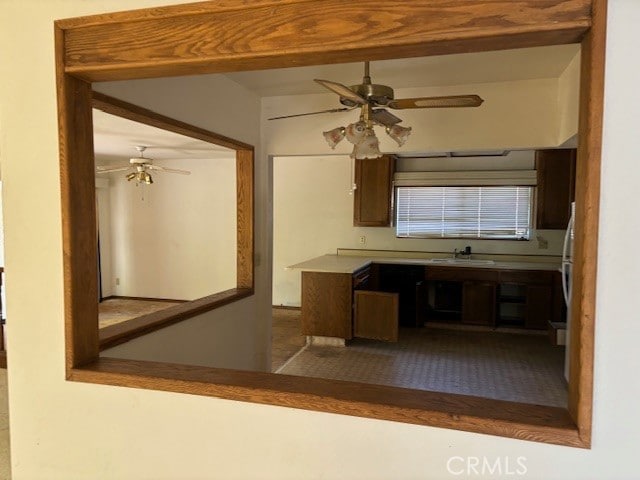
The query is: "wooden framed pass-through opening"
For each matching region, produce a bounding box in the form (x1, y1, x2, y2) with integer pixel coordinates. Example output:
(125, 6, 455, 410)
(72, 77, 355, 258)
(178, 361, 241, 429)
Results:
(55, 0, 606, 448)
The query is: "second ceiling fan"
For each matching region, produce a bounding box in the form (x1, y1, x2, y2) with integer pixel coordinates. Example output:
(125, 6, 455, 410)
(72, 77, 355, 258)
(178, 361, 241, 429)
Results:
(96, 146, 191, 185)
(269, 61, 484, 159)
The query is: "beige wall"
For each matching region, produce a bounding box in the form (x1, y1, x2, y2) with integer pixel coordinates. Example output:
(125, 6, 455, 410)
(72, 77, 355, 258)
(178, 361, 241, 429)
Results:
(102, 156, 237, 301)
(96, 178, 113, 297)
(558, 51, 582, 145)
(2, 1, 640, 479)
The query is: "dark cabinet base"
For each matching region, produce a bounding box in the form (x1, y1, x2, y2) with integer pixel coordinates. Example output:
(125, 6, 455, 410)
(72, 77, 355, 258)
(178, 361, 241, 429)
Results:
(462, 281, 496, 326)
(377, 264, 426, 327)
(301, 264, 561, 341)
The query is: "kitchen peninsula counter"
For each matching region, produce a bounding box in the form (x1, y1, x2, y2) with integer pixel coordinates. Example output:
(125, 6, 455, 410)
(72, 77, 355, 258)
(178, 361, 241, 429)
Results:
(288, 254, 561, 273)
(291, 253, 564, 338)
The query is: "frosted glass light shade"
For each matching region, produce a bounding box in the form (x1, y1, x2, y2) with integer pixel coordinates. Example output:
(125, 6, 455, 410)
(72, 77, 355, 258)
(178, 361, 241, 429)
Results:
(322, 126, 346, 149)
(351, 131, 381, 159)
(345, 121, 367, 145)
(386, 124, 412, 146)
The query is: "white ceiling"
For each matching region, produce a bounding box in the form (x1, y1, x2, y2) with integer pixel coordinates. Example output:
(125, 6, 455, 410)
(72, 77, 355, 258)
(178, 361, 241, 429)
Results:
(93, 109, 234, 165)
(93, 44, 580, 162)
(226, 44, 580, 97)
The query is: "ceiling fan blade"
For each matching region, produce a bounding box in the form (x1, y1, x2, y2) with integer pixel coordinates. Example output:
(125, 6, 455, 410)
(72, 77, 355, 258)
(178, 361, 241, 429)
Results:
(96, 165, 132, 173)
(388, 95, 484, 109)
(268, 107, 354, 121)
(147, 165, 191, 175)
(371, 109, 402, 127)
(314, 79, 367, 105)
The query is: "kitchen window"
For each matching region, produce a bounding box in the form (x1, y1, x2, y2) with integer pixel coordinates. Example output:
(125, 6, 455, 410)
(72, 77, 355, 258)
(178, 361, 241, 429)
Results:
(396, 185, 533, 239)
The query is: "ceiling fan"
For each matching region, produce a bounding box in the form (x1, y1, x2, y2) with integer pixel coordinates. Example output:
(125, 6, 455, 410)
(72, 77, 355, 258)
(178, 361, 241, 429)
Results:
(269, 61, 484, 159)
(96, 146, 191, 185)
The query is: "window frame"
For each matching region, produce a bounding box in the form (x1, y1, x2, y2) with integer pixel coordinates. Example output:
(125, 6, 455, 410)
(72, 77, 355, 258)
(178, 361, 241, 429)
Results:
(55, 0, 604, 448)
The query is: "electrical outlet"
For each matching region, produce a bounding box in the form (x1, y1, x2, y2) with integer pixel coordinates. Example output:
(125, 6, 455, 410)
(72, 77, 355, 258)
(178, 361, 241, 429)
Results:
(115, 277, 120, 286)
(358, 235, 366, 245)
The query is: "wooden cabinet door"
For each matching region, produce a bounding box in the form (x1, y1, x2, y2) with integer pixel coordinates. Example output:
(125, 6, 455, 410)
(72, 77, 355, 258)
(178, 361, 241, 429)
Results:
(536, 148, 576, 229)
(462, 281, 496, 326)
(525, 284, 553, 329)
(354, 290, 399, 342)
(301, 272, 353, 339)
(353, 155, 395, 226)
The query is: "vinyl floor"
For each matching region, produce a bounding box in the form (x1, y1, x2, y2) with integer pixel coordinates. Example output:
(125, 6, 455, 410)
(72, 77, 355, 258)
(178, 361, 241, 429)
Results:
(277, 314, 567, 407)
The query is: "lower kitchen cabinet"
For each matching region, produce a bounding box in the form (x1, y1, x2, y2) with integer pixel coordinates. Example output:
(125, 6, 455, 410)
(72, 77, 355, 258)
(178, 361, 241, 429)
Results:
(301, 271, 353, 339)
(300, 263, 562, 341)
(354, 290, 399, 342)
(377, 264, 426, 327)
(525, 284, 553, 329)
(497, 270, 558, 329)
(462, 281, 496, 326)
(301, 269, 399, 341)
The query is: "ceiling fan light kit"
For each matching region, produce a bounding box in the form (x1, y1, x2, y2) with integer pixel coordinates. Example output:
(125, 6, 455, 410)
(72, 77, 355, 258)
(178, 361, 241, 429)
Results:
(126, 170, 153, 185)
(271, 61, 484, 160)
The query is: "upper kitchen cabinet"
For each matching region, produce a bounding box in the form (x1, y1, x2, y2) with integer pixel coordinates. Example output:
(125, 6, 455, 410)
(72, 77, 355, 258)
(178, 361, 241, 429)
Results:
(353, 155, 395, 226)
(535, 148, 576, 229)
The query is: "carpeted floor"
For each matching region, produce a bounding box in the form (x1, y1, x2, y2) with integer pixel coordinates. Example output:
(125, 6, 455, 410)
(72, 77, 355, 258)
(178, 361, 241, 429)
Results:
(98, 298, 183, 328)
(278, 322, 567, 407)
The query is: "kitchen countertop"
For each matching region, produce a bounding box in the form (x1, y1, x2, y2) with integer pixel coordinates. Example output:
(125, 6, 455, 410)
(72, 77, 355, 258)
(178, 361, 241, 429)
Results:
(287, 254, 561, 274)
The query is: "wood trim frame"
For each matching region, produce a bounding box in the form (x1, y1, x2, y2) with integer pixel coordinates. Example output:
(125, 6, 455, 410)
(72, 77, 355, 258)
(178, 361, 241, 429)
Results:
(55, 0, 605, 447)
(82, 91, 255, 351)
(100, 289, 253, 350)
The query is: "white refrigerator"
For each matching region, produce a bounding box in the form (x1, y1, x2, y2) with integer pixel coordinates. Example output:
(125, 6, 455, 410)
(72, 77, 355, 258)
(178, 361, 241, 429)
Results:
(562, 202, 575, 381)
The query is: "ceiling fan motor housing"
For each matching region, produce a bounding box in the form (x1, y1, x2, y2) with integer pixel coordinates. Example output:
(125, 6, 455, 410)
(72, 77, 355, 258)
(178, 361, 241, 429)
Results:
(130, 158, 151, 165)
(340, 83, 395, 107)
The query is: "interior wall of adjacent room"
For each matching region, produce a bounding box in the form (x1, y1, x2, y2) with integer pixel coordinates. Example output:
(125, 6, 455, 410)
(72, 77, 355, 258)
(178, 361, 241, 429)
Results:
(106, 156, 237, 301)
(5, 1, 640, 479)
(273, 152, 566, 306)
(96, 178, 113, 298)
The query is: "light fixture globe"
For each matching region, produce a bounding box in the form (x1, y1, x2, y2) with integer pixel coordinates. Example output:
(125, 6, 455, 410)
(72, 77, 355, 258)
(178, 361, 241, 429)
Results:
(351, 130, 381, 159)
(345, 121, 367, 145)
(386, 124, 412, 147)
(322, 126, 346, 149)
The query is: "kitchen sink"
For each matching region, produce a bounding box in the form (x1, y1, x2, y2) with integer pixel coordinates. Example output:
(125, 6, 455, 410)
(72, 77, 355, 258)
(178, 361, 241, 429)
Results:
(428, 258, 495, 266)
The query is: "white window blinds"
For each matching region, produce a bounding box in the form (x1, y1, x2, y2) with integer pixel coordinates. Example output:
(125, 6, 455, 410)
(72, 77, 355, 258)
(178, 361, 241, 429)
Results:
(396, 186, 532, 239)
